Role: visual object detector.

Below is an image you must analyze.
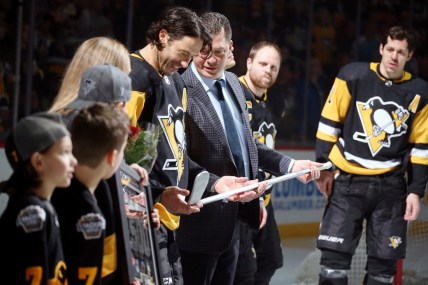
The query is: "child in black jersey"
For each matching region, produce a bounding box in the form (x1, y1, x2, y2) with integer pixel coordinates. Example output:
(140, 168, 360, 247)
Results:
(0, 112, 77, 284)
(51, 103, 130, 285)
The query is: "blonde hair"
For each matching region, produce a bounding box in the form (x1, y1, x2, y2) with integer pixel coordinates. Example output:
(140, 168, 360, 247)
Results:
(49, 37, 131, 112)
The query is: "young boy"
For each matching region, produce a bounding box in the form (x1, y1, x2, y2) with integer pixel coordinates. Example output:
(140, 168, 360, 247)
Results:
(0, 112, 77, 284)
(51, 103, 130, 285)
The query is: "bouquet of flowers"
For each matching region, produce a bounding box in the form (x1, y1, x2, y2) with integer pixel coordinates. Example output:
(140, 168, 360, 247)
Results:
(125, 122, 161, 173)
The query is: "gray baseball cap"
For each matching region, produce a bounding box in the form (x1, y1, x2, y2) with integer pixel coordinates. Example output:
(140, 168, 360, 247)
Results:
(5, 112, 69, 168)
(66, 63, 132, 110)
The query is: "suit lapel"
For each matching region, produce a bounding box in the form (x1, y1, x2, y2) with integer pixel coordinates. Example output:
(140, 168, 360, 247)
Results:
(184, 68, 236, 165)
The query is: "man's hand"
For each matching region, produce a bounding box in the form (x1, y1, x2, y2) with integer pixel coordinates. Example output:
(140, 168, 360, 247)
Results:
(292, 160, 323, 183)
(404, 193, 421, 221)
(130, 163, 149, 186)
(316, 171, 335, 197)
(160, 186, 203, 215)
(214, 176, 268, 202)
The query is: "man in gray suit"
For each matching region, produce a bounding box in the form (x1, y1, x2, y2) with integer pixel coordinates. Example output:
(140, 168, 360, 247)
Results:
(178, 12, 322, 285)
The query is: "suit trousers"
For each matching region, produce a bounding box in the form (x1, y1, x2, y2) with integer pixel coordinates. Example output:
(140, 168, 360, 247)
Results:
(180, 225, 240, 285)
(233, 202, 283, 285)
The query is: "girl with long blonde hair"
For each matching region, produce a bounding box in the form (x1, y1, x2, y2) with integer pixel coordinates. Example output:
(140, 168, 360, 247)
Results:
(49, 37, 131, 112)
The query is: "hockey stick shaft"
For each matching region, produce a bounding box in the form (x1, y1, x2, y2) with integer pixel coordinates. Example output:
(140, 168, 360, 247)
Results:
(199, 162, 332, 205)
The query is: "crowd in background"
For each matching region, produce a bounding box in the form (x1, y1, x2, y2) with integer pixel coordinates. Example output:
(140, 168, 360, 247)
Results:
(1, 0, 428, 145)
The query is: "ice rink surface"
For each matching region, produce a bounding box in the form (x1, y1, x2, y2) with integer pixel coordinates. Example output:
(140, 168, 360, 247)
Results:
(270, 237, 317, 285)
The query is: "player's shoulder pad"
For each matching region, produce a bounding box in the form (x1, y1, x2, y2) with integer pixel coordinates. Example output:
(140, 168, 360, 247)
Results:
(337, 62, 370, 81)
(129, 55, 160, 94)
(407, 76, 428, 101)
(240, 82, 254, 101)
(170, 72, 186, 91)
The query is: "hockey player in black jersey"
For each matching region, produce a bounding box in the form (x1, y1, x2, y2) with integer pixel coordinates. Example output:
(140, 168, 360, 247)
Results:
(315, 26, 428, 285)
(0, 112, 76, 285)
(234, 41, 284, 285)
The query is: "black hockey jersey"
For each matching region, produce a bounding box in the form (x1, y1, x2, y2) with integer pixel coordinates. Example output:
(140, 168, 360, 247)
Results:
(0, 193, 67, 284)
(52, 178, 106, 285)
(240, 76, 278, 202)
(316, 62, 428, 196)
(240, 76, 278, 150)
(127, 53, 206, 230)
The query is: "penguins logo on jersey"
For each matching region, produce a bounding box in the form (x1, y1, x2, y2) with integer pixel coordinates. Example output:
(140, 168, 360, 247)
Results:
(388, 236, 402, 249)
(353, 96, 410, 156)
(158, 104, 186, 182)
(253, 122, 276, 149)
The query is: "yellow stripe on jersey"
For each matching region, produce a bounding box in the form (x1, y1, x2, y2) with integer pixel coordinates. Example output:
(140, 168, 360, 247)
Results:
(409, 103, 428, 145)
(264, 193, 271, 207)
(239, 76, 249, 88)
(316, 121, 341, 142)
(322, 77, 352, 123)
(130, 53, 141, 60)
(329, 144, 399, 175)
(316, 130, 337, 142)
(126, 90, 146, 127)
(410, 155, 428, 165)
(102, 233, 117, 278)
(410, 148, 428, 165)
(154, 202, 180, 231)
(182, 87, 187, 111)
(370, 62, 413, 83)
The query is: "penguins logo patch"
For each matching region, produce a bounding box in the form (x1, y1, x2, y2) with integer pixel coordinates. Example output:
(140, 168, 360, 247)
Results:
(82, 78, 97, 96)
(389, 236, 402, 249)
(253, 122, 276, 149)
(353, 96, 412, 156)
(158, 104, 186, 182)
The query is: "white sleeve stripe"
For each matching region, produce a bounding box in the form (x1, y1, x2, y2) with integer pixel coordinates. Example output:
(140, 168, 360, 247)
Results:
(318, 122, 341, 137)
(411, 148, 428, 158)
(344, 151, 401, 169)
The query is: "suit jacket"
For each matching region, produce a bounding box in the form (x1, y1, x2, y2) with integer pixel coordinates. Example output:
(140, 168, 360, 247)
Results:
(177, 67, 293, 253)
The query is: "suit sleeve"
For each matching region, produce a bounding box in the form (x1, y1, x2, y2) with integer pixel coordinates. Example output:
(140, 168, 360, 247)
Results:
(187, 157, 219, 196)
(256, 139, 294, 175)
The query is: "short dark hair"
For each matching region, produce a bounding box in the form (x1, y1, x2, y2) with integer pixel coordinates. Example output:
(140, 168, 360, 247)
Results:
(200, 12, 232, 42)
(382, 26, 416, 53)
(248, 41, 283, 63)
(146, 6, 211, 52)
(71, 103, 130, 168)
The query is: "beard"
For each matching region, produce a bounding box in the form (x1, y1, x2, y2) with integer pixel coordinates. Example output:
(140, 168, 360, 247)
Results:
(249, 71, 275, 89)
